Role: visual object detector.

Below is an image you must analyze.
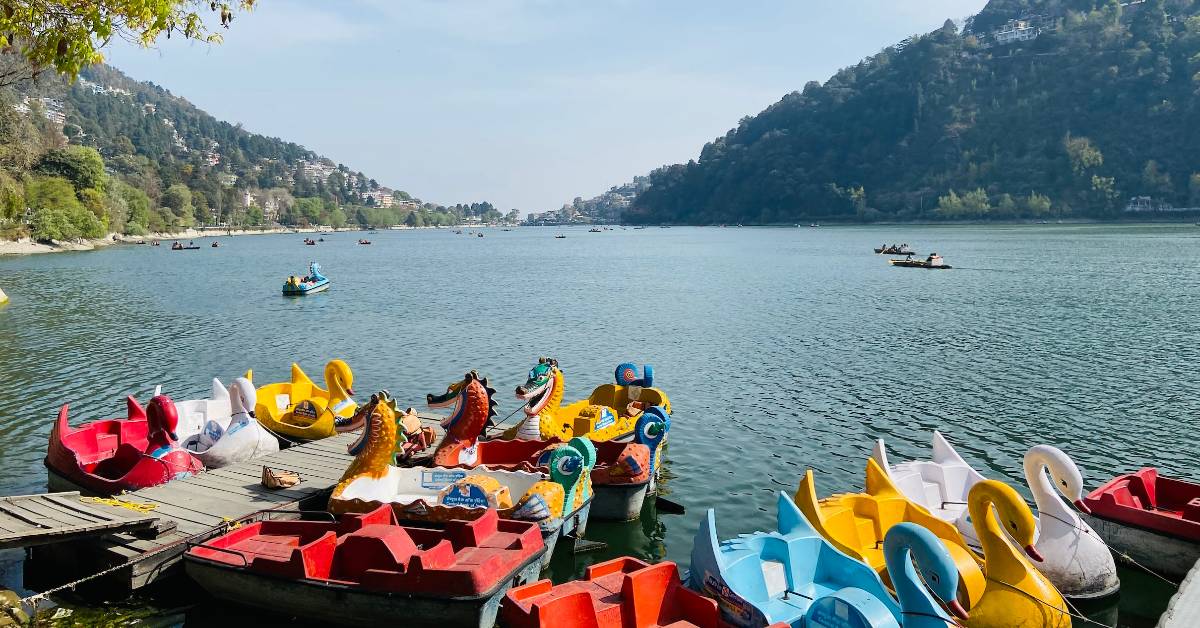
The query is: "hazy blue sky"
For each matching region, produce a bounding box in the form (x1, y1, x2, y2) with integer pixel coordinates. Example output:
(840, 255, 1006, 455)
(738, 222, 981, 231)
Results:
(106, 1, 987, 212)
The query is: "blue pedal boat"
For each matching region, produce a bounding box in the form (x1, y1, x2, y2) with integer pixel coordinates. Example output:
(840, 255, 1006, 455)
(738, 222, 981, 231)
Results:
(687, 493, 964, 628)
(283, 262, 330, 296)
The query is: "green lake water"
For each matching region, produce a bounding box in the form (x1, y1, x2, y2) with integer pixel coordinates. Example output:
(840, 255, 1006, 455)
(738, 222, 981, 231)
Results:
(0, 224, 1194, 626)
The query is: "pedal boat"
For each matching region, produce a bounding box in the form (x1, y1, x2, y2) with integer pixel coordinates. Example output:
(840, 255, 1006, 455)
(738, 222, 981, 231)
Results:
(1080, 467, 1200, 579)
(328, 394, 594, 567)
(688, 492, 965, 628)
(506, 358, 671, 444)
(250, 360, 357, 441)
(428, 371, 669, 521)
(184, 504, 545, 627)
(46, 393, 204, 494)
(175, 377, 280, 469)
(503, 557, 725, 628)
(795, 460, 986, 610)
(873, 433, 1119, 598)
(282, 261, 329, 295)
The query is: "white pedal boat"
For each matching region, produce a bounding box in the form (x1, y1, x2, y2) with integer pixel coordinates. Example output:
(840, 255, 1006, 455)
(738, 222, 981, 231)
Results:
(169, 377, 280, 469)
(872, 431, 1119, 599)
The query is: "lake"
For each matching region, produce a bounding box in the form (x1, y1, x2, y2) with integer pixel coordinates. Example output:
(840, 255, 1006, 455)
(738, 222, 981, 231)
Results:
(0, 224, 1194, 626)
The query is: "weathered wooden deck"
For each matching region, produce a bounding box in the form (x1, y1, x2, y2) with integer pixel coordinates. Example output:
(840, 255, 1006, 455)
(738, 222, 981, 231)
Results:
(0, 492, 158, 549)
(28, 413, 444, 592)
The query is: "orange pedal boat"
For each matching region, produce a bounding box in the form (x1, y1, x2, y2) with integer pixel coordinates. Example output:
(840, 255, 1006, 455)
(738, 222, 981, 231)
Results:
(501, 556, 789, 628)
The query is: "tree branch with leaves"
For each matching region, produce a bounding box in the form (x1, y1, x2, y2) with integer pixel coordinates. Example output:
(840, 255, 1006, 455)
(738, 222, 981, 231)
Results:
(0, 1, 256, 84)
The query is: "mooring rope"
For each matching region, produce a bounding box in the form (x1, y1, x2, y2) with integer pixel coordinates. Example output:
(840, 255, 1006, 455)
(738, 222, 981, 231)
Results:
(80, 496, 157, 515)
(985, 576, 1116, 628)
(1038, 509, 1179, 586)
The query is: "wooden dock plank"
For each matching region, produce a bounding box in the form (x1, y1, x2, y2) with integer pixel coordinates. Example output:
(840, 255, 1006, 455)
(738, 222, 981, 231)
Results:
(0, 493, 158, 549)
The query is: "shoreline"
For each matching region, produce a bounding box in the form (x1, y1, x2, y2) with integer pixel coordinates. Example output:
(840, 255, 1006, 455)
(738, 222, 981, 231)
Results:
(0, 226, 364, 257)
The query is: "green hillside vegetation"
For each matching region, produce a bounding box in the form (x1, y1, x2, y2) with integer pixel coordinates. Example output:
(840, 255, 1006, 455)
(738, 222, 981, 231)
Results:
(0, 61, 507, 241)
(628, 0, 1200, 224)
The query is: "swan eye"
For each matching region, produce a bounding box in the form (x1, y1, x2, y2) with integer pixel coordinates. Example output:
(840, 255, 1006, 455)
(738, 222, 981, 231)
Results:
(929, 573, 939, 583)
(1009, 520, 1018, 530)
(1061, 479, 1068, 487)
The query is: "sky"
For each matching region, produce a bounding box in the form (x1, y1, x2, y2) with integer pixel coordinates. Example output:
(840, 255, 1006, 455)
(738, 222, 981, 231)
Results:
(105, 1, 988, 213)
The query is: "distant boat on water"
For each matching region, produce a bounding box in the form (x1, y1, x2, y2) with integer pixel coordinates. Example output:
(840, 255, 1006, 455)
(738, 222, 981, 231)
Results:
(283, 262, 330, 296)
(588, 227, 602, 233)
(555, 234, 566, 239)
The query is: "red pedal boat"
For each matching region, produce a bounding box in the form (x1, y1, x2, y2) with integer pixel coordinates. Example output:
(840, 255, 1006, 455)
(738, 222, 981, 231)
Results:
(45, 394, 204, 494)
(502, 557, 790, 628)
(503, 557, 718, 628)
(185, 505, 545, 627)
(1081, 467, 1200, 578)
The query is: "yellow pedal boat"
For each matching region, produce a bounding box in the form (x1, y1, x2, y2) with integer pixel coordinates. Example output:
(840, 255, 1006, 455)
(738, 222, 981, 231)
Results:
(963, 479, 1070, 628)
(248, 360, 357, 441)
(795, 458, 987, 610)
(506, 358, 671, 443)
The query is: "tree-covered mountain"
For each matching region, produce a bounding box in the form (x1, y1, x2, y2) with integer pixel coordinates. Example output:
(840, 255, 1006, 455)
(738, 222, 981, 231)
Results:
(0, 60, 508, 240)
(627, 0, 1200, 224)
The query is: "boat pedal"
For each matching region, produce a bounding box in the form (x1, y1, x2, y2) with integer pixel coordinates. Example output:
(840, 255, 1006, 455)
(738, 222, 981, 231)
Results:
(569, 535, 607, 554)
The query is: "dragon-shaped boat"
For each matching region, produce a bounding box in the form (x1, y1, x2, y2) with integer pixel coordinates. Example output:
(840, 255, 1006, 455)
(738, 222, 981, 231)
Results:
(250, 360, 359, 441)
(328, 393, 594, 567)
(427, 371, 669, 521)
(46, 392, 205, 494)
(185, 504, 545, 627)
(506, 358, 671, 444)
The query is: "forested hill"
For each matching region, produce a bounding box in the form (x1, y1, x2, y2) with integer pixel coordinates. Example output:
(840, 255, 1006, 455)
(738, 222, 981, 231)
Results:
(627, 0, 1200, 224)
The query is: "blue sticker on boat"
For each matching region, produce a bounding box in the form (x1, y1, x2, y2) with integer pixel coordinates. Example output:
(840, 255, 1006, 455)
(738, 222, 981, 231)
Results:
(422, 470, 466, 489)
(440, 482, 490, 509)
(595, 408, 615, 430)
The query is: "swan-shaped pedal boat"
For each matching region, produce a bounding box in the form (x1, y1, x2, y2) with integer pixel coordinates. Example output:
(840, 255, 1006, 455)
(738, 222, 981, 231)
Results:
(507, 358, 672, 443)
(282, 261, 329, 295)
(688, 492, 966, 628)
(173, 377, 280, 469)
(428, 370, 669, 521)
(795, 460, 987, 611)
(328, 393, 594, 567)
(873, 433, 1119, 599)
(250, 359, 357, 441)
(961, 480, 1070, 627)
(46, 393, 204, 494)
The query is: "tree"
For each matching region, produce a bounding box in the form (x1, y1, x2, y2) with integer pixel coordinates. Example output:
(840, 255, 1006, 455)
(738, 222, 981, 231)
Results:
(1065, 136, 1103, 176)
(26, 177, 103, 241)
(34, 146, 106, 191)
(161, 183, 194, 227)
(0, 1, 256, 84)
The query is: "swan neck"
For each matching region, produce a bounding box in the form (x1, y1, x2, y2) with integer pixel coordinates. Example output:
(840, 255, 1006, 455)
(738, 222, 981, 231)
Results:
(967, 486, 1027, 580)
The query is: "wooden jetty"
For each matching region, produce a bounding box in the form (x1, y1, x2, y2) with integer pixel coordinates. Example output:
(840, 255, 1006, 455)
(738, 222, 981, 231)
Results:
(26, 414, 444, 593)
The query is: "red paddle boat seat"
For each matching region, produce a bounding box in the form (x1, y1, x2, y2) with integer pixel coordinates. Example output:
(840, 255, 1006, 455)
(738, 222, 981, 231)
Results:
(1084, 467, 1200, 542)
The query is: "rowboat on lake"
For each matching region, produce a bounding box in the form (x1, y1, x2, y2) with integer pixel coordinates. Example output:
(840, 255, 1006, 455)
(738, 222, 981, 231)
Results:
(185, 504, 545, 627)
(874, 246, 917, 255)
(1081, 467, 1200, 579)
(889, 255, 950, 269)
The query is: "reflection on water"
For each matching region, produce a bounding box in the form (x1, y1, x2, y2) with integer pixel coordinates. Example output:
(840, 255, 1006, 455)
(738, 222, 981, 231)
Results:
(0, 224, 1194, 625)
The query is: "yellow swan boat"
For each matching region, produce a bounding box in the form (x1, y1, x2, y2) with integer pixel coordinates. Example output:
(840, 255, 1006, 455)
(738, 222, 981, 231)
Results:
(964, 479, 1070, 627)
(795, 458, 987, 610)
(506, 358, 671, 442)
(248, 360, 357, 441)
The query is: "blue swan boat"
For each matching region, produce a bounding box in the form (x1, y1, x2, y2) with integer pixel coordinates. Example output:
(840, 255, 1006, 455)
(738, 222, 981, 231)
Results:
(687, 493, 964, 628)
(282, 262, 329, 296)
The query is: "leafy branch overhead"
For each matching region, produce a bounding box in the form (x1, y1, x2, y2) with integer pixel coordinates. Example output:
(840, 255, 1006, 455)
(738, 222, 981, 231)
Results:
(0, 1, 256, 82)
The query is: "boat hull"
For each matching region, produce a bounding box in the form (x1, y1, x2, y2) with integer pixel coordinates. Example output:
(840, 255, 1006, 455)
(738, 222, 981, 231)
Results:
(185, 554, 542, 627)
(282, 280, 330, 296)
(590, 479, 650, 522)
(1081, 512, 1200, 580)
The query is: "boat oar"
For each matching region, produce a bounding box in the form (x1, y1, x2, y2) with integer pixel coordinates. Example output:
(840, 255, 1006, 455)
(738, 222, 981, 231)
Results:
(655, 495, 686, 515)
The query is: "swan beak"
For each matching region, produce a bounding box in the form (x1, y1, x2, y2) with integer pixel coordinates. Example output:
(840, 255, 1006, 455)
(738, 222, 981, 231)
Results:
(948, 600, 969, 621)
(1024, 544, 1045, 562)
(347, 387, 354, 396)
(1073, 498, 1092, 514)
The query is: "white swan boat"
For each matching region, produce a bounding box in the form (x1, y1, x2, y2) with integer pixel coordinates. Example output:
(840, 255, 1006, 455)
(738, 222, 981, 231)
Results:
(170, 377, 280, 469)
(873, 432, 1120, 599)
